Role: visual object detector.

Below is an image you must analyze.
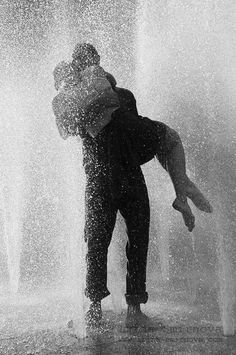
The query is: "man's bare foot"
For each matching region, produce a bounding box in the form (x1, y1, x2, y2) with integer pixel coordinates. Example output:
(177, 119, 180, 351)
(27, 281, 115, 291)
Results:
(185, 180, 213, 213)
(126, 305, 156, 329)
(85, 301, 102, 328)
(172, 198, 195, 232)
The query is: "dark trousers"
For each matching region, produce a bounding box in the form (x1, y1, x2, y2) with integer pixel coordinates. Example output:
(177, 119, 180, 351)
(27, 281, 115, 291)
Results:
(84, 164, 150, 305)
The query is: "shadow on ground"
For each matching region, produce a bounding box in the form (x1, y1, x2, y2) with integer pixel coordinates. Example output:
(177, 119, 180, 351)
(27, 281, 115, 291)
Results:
(0, 307, 236, 355)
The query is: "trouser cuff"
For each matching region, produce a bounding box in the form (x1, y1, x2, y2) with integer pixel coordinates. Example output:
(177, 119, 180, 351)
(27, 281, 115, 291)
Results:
(125, 292, 148, 305)
(85, 288, 110, 302)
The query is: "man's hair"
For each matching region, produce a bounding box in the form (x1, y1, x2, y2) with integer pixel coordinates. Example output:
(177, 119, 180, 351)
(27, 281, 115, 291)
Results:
(72, 42, 100, 70)
(53, 61, 74, 90)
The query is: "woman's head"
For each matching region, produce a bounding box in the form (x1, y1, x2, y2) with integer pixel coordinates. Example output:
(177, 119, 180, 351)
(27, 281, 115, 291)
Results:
(53, 61, 76, 90)
(72, 42, 100, 71)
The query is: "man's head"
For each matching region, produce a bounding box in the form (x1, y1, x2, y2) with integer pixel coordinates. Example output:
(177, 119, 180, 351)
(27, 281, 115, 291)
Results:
(72, 42, 100, 71)
(53, 61, 76, 90)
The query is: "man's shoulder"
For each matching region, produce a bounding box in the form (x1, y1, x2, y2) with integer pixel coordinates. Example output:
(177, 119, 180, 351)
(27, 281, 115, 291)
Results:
(115, 87, 134, 97)
(115, 87, 137, 106)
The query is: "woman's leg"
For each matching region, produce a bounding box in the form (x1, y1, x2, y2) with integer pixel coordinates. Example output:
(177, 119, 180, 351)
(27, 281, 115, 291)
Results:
(131, 117, 213, 231)
(164, 127, 213, 231)
(110, 112, 212, 231)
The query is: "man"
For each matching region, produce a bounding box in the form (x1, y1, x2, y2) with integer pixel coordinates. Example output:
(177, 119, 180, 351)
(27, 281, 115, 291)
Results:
(52, 43, 212, 328)
(52, 60, 153, 328)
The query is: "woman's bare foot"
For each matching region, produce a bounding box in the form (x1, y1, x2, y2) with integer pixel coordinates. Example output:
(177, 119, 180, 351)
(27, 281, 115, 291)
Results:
(172, 198, 195, 232)
(185, 180, 213, 213)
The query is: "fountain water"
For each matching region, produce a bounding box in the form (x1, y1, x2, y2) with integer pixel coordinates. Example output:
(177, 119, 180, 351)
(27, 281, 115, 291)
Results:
(0, 0, 236, 347)
(135, 0, 236, 336)
(0, 80, 27, 294)
(0, 0, 87, 338)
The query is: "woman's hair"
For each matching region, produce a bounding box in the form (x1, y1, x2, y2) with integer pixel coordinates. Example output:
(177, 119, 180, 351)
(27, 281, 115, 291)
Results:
(53, 61, 75, 90)
(72, 42, 100, 70)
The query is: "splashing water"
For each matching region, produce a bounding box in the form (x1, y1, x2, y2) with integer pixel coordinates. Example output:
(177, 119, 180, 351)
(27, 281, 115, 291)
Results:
(0, 0, 235, 341)
(136, 0, 236, 336)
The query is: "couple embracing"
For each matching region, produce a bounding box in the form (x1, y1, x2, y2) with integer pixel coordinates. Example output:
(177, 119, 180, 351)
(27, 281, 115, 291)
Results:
(52, 42, 212, 329)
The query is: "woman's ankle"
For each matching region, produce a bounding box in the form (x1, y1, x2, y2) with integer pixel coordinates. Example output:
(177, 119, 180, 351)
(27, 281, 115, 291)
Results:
(175, 194, 187, 203)
(173, 176, 189, 197)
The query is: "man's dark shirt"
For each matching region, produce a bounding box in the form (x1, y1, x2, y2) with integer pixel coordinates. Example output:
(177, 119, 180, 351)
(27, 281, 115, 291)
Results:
(81, 87, 141, 173)
(53, 85, 168, 172)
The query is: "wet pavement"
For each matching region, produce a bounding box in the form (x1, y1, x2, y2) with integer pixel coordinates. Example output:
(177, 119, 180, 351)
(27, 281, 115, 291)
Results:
(0, 302, 236, 355)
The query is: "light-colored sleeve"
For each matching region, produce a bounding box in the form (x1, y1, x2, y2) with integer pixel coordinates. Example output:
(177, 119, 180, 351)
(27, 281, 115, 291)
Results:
(52, 94, 85, 139)
(80, 66, 119, 112)
(73, 66, 120, 137)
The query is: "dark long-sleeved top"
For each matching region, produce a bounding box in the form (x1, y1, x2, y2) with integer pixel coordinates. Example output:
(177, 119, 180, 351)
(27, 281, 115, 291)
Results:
(53, 85, 168, 173)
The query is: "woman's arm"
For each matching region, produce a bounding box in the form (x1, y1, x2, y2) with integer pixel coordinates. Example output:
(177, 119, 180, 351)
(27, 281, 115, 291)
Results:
(52, 94, 86, 139)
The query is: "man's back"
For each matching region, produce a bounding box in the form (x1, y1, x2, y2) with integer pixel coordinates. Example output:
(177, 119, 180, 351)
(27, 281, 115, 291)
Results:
(81, 86, 141, 171)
